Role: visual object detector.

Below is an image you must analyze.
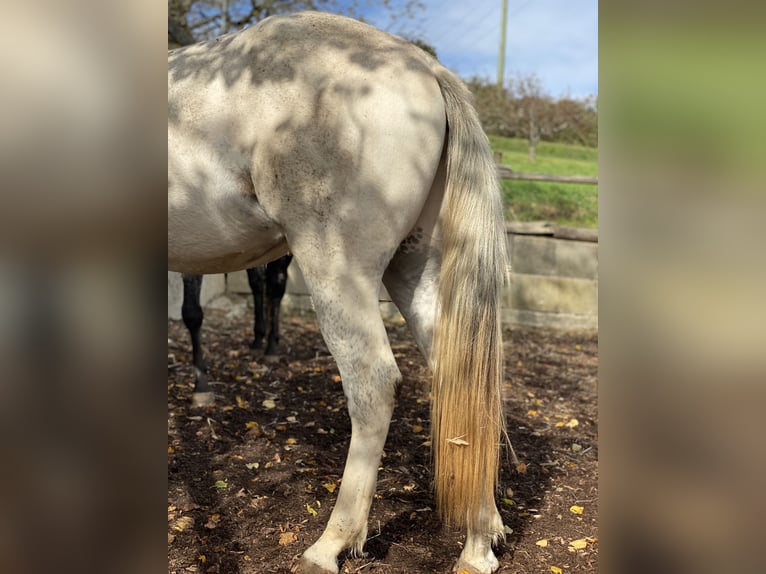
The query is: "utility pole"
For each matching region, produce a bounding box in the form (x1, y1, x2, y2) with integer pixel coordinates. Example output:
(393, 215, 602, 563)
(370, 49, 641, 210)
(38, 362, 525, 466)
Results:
(497, 0, 508, 89)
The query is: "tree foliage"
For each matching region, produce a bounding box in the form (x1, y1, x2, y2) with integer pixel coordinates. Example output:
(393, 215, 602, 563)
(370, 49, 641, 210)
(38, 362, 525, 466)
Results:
(467, 74, 598, 156)
(169, 0, 424, 48)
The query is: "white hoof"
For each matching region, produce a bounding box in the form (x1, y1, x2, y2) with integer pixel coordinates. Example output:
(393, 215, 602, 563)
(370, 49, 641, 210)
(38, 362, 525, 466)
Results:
(454, 553, 499, 574)
(191, 391, 215, 407)
(300, 546, 339, 574)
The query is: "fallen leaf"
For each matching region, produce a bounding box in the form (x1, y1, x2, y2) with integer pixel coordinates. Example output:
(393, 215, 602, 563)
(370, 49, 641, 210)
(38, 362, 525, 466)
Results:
(278, 532, 298, 546)
(569, 538, 588, 550)
(527, 409, 539, 417)
(331, 374, 342, 383)
(551, 567, 563, 574)
(306, 504, 317, 517)
(199, 554, 206, 564)
(570, 505, 584, 515)
(285, 438, 298, 445)
(535, 539, 548, 547)
(245, 462, 259, 470)
(214, 480, 228, 489)
(245, 421, 259, 430)
(172, 516, 194, 532)
(571, 443, 582, 452)
(322, 482, 337, 493)
(204, 514, 221, 529)
(515, 462, 528, 474)
(236, 396, 249, 408)
(501, 498, 514, 506)
(412, 424, 424, 434)
(565, 418, 580, 428)
(447, 436, 469, 446)
(262, 399, 276, 409)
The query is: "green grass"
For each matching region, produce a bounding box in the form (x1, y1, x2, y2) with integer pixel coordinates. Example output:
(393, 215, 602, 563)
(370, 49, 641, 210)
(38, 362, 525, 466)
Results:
(489, 135, 599, 228)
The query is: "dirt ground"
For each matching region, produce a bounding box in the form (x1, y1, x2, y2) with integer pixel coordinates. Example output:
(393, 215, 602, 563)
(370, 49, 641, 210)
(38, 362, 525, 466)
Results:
(168, 307, 598, 574)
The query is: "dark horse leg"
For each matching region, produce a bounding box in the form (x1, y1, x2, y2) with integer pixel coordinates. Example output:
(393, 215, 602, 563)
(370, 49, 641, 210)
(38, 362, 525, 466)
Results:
(181, 274, 214, 407)
(246, 266, 267, 351)
(247, 255, 292, 356)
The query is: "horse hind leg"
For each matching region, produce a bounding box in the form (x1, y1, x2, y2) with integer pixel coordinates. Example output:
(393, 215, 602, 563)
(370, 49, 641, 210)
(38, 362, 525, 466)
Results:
(298, 259, 400, 574)
(246, 266, 267, 351)
(456, 507, 504, 573)
(384, 246, 505, 574)
(263, 255, 292, 357)
(181, 274, 214, 407)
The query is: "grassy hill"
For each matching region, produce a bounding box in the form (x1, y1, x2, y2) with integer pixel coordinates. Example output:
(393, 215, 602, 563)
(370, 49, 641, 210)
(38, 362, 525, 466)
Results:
(489, 135, 598, 229)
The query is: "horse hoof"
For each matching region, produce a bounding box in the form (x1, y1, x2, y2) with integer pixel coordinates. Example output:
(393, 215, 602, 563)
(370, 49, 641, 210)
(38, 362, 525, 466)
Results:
(191, 391, 215, 407)
(453, 556, 499, 574)
(298, 556, 338, 574)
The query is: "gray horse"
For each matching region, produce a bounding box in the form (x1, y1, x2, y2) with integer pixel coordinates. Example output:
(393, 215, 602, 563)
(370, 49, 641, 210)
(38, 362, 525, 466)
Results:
(169, 12, 508, 573)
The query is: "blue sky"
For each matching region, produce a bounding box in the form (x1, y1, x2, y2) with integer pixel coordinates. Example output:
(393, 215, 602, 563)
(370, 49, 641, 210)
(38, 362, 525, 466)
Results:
(363, 0, 598, 99)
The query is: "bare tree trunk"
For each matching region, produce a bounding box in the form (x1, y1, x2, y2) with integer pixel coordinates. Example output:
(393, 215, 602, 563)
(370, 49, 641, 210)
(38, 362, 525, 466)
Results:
(528, 116, 538, 162)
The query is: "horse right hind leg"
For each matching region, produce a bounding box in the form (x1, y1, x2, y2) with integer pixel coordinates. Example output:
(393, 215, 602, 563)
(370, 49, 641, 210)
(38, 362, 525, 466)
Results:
(181, 274, 214, 407)
(246, 266, 267, 351)
(384, 247, 505, 574)
(263, 255, 292, 356)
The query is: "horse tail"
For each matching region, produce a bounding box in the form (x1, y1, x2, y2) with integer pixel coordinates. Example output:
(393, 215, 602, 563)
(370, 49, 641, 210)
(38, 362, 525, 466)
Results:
(430, 67, 508, 534)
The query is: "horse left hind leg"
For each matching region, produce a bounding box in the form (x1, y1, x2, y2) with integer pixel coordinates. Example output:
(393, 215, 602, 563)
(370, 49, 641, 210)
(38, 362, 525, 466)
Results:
(297, 263, 400, 574)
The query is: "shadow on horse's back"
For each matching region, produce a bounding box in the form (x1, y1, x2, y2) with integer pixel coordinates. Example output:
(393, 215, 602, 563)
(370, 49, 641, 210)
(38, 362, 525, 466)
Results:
(168, 12, 508, 574)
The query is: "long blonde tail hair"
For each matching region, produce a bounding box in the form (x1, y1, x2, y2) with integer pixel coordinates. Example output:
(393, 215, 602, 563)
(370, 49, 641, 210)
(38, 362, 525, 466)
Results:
(431, 67, 508, 533)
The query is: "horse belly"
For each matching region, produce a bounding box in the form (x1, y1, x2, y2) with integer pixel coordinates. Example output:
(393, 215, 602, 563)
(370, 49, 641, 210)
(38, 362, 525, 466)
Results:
(168, 141, 286, 274)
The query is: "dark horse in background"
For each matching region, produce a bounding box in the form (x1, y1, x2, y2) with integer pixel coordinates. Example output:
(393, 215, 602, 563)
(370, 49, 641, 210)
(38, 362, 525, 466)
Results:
(180, 255, 292, 407)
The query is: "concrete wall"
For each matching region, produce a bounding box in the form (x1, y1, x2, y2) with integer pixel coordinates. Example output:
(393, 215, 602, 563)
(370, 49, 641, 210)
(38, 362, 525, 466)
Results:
(504, 228, 598, 329)
(168, 224, 598, 330)
(167, 272, 226, 321)
(226, 264, 403, 321)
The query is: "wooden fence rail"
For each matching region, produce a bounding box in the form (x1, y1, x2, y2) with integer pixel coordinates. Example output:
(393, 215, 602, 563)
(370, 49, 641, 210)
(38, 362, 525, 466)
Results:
(497, 164, 598, 185)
